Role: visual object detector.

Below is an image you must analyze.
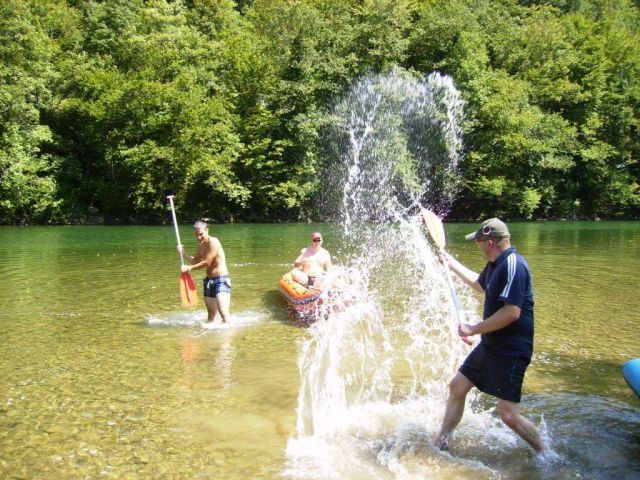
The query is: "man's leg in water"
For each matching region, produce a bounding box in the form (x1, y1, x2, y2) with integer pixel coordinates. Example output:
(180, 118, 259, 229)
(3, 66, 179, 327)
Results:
(204, 296, 220, 322)
(216, 292, 231, 323)
(497, 399, 546, 453)
(435, 372, 474, 449)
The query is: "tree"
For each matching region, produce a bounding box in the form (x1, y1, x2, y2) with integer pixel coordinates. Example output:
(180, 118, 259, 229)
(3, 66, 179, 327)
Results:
(0, 0, 68, 223)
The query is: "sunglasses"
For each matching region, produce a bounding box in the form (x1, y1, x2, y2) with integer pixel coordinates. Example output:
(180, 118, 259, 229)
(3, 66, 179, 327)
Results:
(312, 238, 322, 243)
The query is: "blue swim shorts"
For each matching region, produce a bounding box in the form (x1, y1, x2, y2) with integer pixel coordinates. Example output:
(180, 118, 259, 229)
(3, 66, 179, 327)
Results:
(203, 275, 232, 298)
(459, 343, 531, 403)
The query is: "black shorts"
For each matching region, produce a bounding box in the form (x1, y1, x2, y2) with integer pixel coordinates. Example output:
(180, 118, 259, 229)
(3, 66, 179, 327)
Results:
(459, 343, 531, 403)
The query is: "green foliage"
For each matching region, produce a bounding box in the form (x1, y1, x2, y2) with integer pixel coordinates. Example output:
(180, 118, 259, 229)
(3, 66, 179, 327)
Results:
(0, 0, 62, 223)
(47, 0, 248, 222)
(0, 0, 638, 223)
(409, 0, 639, 220)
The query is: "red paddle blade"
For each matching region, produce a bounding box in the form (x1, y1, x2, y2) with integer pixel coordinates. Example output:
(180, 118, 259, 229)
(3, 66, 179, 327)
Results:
(179, 272, 198, 307)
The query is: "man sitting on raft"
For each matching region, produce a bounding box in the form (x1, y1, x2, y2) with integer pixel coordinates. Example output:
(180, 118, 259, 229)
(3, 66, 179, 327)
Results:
(291, 232, 333, 291)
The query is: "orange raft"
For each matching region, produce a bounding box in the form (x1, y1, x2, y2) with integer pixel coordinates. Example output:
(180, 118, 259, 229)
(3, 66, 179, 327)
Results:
(278, 270, 324, 324)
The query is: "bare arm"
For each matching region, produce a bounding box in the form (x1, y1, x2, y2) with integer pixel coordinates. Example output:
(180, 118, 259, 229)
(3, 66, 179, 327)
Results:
(183, 249, 196, 264)
(177, 244, 194, 263)
(188, 240, 219, 271)
(459, 303, 521, 337)
(442, 252, 483, 293)
(293, 248, 306, 268)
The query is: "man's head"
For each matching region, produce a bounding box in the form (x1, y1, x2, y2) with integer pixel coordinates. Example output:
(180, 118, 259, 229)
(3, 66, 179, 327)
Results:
(193, 220, 207, 230)
(311, 232, 323, 247)
(464, 218, 510, 242)
(193, 220, 209, 244)
(465, 218, 510, 260)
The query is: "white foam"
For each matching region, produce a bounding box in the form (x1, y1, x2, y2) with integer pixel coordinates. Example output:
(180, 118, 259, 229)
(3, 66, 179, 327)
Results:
(200, 311, 265, 331)
(145, 310, 265, 331)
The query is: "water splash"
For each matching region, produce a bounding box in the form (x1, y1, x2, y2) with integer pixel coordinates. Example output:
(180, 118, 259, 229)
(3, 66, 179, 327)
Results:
(286, 70, 519, 479)
(145, 310, 265, 331)
(320, 69, 465, 228)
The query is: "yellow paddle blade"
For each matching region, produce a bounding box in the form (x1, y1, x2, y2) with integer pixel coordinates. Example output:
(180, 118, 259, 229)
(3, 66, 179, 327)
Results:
(421, 208, 446, 251)
(179, 272, 198, 307)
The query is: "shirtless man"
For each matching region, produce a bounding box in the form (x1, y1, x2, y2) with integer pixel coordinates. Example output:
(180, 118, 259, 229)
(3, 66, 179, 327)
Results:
(178, 220, 231, 323)
(291, 232, 332, 291)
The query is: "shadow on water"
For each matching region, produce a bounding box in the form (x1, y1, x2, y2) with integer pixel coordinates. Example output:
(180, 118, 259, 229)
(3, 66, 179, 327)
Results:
(526, 393, 640, 480)
(493, 352, 640, 479)
(434, 388, 640, 480)
(262, 288, 299, 326)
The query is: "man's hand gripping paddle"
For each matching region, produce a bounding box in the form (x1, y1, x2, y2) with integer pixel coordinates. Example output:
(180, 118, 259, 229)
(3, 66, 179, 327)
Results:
(167, 195, 198, 307)
(421, 209, 472, 346)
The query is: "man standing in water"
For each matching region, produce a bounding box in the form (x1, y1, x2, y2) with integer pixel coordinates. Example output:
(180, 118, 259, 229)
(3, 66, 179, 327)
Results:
(434, 218, 546, 453)
(178, 220, 231, 323)
(291, 232, 333, 291)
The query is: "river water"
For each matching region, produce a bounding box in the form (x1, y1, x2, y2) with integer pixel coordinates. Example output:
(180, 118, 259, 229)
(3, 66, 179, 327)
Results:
(0, 221, 638, 479)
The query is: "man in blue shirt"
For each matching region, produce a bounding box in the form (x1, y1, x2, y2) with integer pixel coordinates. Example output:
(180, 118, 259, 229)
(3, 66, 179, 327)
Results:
(434, 218, 546, 453)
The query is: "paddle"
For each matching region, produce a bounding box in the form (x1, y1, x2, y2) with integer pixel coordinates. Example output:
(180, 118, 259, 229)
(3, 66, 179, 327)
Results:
(167, 195, 198, 307)
(421, 208, 472, 346)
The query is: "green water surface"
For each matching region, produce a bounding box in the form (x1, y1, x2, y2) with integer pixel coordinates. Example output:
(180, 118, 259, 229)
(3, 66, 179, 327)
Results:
(0, 222, 638, 479)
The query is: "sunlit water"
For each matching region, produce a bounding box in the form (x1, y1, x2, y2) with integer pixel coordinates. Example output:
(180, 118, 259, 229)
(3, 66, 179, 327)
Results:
(0, 222, 639, 479)
(2, 70, 640, 479)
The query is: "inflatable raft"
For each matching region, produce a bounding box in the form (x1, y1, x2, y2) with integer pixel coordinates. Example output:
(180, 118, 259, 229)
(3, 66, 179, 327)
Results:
(278, 270, 324, 324)
(623, 358, 640, 399)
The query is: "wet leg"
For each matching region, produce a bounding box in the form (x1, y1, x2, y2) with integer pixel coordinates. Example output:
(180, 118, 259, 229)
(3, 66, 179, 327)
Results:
(216, 292, 231, 323)
(436, 372, 474, 449)
(204, 296, 220, 322)
(497, 399, 546, 453)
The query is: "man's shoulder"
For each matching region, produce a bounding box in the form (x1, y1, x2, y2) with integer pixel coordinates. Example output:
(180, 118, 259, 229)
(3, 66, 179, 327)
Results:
(496, 248, 524, 267)
(496, 250, 531, 284)
(203, 236, 220, 250)
(211, 237, 224, 250)
(507, 249, 530, 272)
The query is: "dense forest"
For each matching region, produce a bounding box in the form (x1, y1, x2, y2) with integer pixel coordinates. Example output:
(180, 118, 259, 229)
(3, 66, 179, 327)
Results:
(1, 0, 639, 224)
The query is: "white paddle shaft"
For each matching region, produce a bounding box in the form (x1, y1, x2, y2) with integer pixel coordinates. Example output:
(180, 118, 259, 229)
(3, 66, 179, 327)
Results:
(442, 254, 463, 323)
(422, 209, 472, 346)
(167, 195, 186, 267)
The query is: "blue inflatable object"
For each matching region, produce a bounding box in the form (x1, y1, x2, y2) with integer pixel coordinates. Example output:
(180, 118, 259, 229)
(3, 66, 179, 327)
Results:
(622, 359, 640, 398)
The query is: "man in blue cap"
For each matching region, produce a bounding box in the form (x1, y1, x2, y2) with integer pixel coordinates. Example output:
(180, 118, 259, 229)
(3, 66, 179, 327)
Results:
(435, 218, 546, 453)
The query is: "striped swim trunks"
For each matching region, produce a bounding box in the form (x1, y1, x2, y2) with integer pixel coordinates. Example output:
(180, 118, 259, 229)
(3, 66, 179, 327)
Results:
(203, 275, 232, 298)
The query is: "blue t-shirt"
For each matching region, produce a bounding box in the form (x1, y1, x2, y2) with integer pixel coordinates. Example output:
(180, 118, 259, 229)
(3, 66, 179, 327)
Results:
(477, 247, 534, 358)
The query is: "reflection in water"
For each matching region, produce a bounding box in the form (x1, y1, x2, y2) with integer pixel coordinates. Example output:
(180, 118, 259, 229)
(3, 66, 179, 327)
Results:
(159, 311, 264, 398)
(178, 326, 237, 459)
